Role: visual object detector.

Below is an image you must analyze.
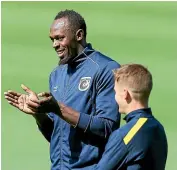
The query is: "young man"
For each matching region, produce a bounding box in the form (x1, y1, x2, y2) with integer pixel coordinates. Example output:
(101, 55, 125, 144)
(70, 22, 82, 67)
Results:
(94, 64, 168, 170)
(4, 10, 120, 170)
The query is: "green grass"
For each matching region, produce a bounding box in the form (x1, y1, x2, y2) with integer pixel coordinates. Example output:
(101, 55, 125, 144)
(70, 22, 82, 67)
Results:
(2, 2, 177, 170)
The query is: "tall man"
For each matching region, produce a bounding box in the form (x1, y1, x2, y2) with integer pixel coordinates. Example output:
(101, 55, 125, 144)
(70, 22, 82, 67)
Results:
(4, 10, 120, 170)
(94, 64, 168, 170)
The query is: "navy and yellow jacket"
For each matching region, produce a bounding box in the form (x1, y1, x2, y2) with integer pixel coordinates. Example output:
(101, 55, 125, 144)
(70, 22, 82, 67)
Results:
(95, 108, 168, 170)
(38, 44, 121, 170)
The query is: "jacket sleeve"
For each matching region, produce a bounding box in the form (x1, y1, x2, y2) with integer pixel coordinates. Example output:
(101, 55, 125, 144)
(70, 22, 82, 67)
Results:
(77, 61, 121, 138)
(36, 114, 54, 142)
(36, 73, 54, 142)
(94, 130, 127, 170)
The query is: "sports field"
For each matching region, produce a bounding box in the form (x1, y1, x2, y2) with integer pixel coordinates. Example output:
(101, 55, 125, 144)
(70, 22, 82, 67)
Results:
(2, 1, 177, 170)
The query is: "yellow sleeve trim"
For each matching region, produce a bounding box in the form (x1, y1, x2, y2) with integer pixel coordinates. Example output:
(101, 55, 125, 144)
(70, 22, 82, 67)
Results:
(123, 118, 148, 145)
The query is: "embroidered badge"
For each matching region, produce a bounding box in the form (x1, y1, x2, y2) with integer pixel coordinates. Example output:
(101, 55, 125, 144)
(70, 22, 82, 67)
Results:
(78, 77, 91, 91)
(53, 86, 58, 92)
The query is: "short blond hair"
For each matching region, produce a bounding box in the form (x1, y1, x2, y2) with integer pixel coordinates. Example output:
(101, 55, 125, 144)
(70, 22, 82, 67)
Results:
(113, 64, 153, 102)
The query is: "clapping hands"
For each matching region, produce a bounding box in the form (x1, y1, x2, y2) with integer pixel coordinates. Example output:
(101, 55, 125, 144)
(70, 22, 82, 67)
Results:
(4, 84, 59, 115)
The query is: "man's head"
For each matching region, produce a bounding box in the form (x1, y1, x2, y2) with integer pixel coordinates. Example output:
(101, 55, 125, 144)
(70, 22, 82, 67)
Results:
(49, 10, 87, 65)
(113, 64, 153, 114)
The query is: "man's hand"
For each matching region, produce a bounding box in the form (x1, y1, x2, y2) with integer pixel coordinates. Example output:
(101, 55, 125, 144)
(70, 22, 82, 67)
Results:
(27, 92, 60, 114)
(4, 84, 39, 115)
(5, 84, 79, 127)
(28, 97, 79, 127)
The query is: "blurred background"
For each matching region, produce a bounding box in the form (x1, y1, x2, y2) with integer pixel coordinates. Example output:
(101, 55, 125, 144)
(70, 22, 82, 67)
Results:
(1, 1, 177, 170)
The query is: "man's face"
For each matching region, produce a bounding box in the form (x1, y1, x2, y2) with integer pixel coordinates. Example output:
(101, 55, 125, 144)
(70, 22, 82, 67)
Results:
(114, 81, 127, 114)
(49, 18, 77, 65)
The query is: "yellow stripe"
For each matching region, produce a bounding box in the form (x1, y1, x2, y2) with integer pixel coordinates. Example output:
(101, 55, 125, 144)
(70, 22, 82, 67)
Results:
(123, 118, 148, 145)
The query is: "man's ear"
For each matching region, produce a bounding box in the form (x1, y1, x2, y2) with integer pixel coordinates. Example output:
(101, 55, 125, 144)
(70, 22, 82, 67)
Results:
(124, 88, 132, 104)
(75, 29, 84, 41)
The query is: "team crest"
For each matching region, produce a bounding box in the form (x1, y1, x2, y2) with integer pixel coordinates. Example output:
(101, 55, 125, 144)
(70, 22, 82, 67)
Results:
(78, 77, 91, 91)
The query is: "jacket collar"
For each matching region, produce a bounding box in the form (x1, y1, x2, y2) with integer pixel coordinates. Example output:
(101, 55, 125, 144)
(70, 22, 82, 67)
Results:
(70, 43, 95, 68)
(124, 108, 153, 123)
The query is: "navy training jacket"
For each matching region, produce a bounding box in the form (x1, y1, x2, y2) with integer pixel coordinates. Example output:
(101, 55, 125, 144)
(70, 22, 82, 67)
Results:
(38, 44, 121, 170)
(94, 108, 168, 170)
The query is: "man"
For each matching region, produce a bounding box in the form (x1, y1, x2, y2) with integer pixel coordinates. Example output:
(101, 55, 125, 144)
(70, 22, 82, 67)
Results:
(4, 10, 120, 170)
(94, 64, 168, 170)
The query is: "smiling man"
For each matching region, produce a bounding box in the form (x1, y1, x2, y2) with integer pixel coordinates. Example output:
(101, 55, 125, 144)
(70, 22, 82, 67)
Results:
(49, 13, 87, 65)
(5, 10, 121, 170)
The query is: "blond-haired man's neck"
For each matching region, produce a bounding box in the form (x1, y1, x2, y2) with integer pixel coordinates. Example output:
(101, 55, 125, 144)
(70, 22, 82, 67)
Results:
(124, 100, 149, 115)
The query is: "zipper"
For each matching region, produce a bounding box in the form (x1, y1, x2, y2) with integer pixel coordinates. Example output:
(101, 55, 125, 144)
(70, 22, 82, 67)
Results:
(60, 66, 72, 170)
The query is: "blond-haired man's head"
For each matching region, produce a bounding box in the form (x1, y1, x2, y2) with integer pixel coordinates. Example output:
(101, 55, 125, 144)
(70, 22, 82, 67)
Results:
(113, 64, 153, 114)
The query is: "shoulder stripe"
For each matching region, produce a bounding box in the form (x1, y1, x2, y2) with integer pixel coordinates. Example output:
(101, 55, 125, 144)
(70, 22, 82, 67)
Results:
(123, 118, 148, 145)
